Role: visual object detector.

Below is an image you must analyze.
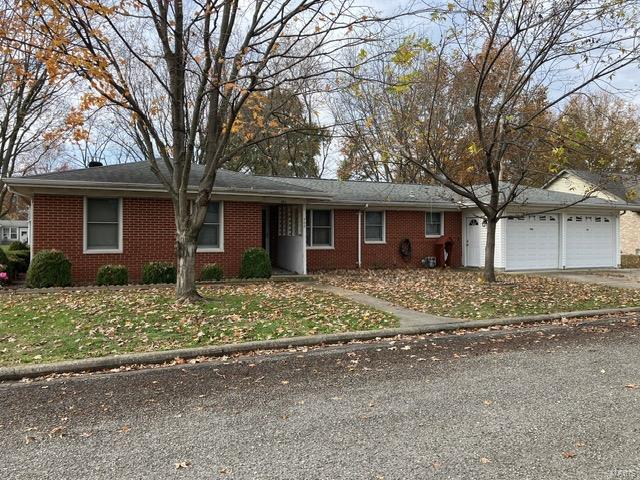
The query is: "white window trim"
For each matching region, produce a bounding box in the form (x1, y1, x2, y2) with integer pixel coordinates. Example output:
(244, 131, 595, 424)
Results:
(197, 201, 225, 253)
(425, 211, 444, 238)
(83, 197, 123, 254)
(306, 208, 334, 250)
(364, 210, 386, 244)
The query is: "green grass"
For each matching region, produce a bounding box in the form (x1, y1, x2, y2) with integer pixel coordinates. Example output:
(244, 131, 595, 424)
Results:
(320, 269, 640, 320)
(0, 283, 397, 366)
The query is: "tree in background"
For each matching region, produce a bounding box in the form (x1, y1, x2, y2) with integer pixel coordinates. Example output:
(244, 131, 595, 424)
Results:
(545, 92, 640, 177)
(0, 1, 72, 217)
(225, 88, 329, 177)
(61, 106, 142, 169)
(335, 0, 640, 282)
(29, 0, 377, 301)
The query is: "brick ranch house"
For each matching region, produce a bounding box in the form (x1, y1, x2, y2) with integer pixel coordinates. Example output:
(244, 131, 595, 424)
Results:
(4, 162, 639, 284)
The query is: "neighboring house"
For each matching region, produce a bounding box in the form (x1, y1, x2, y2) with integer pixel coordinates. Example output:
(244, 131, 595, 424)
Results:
(0, 219, 29, 245)
(544, 169, 640, 255)
(3, 162, 638, 283)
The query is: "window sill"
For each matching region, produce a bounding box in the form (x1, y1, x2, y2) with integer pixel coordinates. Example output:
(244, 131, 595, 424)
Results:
(364, 240, 386, 245)
(425, 234, 444, 239)
(84, 248, 123, 255)
(197, 247, 224, 253)
(306, 245, 334, 250)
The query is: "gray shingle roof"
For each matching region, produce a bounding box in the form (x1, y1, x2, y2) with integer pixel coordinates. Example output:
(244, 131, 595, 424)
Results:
(5, 161, 326, 197)
(5, 161, 637, 210)
(472, 182, 635, 209)
(265, 176, 464, 206)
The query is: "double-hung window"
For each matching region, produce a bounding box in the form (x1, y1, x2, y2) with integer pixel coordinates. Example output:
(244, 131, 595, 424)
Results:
(364, 211, 385, 243)
(306, 209, 333, 248)
(425, 212, 443, 237)
(85, 198, 122, 253)
(197, 202, 223, 251)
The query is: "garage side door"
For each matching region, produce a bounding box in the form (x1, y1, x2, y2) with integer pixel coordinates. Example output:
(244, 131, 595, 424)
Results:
(565, 215, 616, 268)
(505, 214, 559, 270)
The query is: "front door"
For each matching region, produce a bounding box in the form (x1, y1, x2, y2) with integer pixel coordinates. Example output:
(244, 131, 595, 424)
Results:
(465, 217, 484, 267)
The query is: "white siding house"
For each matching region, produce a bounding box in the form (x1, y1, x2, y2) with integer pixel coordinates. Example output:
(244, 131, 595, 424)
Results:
(0, 219, 29, 244)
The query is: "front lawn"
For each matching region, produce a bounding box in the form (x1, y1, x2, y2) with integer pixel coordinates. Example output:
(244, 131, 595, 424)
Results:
(320, 269, 640, 320)
(0, 283, 396, 366)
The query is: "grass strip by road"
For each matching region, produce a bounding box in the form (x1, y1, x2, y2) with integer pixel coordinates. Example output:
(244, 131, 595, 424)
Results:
(319, 269, 640, 320)
(0, 282, 397, 366)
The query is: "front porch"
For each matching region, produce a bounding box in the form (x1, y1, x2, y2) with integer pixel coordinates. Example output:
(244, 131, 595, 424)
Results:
(261, 204, 307, 275)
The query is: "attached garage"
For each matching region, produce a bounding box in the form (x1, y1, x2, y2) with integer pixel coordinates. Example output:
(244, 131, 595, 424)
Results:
(505, 214, 559, 270)
(465, 210, 620, 271)
(565, 215, 617, 268)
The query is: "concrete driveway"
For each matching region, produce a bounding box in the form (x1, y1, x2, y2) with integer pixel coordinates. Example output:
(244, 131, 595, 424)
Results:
(543, 269, 640, 290)
(2, 316, 640, 479)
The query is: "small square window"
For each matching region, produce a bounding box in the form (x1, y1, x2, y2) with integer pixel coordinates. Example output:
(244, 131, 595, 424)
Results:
(426, 212, 443, 237)
(197, 202, 223, 249)
(85, 198, 121, 252)
(364, 211, 385, 243)
(306, 209, 333, 247)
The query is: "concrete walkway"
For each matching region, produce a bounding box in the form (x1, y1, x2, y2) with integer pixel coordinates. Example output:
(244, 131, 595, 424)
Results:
(310, 283, 462, 327)
(541, 269, 640, 290)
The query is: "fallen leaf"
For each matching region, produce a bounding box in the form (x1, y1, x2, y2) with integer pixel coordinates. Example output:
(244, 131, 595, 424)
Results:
(562, 451, 577, 459)
(175, 461, 191, 470)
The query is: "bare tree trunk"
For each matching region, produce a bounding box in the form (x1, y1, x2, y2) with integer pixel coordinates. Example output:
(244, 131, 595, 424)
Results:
(483, 217, 498, 282)
(175, 227, 201, 302)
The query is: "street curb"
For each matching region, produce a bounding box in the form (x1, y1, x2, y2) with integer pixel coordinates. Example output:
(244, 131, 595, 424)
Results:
(2, 306, 639, 381)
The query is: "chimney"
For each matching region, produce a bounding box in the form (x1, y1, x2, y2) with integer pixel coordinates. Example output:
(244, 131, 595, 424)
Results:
(88, 161, 103, 168)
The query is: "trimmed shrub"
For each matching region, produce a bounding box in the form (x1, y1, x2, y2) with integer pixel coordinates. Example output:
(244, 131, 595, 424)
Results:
(26, 250, 72, 288)
(7, 249, 30, 274)
(239, 248, 272, 279)
(200, 263, 223, 282)
(7, 241, 29, 251)
(142, 261, 176, 284)
(96, 265, 129, 286)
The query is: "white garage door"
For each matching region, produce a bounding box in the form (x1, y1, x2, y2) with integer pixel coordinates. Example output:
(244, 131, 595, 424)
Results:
(565, 215, 616, 268)
(505, 214, 559, 270)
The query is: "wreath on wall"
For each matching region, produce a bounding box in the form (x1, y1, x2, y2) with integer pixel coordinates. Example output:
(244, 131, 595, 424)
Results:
(399, 238, 412, 261)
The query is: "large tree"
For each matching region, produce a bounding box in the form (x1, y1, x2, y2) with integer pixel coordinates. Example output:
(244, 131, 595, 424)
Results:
(225, 88, 328, 177)
(336, 0, 640, 282)
(545, 92, 640, 177)
(0, 1, 71, 217)
(30, 0, 376, 300)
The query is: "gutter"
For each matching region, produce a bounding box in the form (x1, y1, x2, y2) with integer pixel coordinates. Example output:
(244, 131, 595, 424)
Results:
(2, 178, 333, 202)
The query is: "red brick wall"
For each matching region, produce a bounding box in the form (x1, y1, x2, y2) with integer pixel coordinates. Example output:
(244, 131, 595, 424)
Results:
(32, 195, 262, 284)
(32, 195, 463, 283)
(306, 210, 462, 271)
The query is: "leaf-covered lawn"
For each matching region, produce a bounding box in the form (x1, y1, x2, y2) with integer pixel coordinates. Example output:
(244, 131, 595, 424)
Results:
(319, 269, 640, 320)
(0, 283, 396, 366)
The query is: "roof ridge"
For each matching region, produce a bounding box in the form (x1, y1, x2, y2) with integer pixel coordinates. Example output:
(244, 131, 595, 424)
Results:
(262, 174, 449, 189)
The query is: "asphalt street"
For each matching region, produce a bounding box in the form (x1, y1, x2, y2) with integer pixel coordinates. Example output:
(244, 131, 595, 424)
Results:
(1, 317, 640, 480)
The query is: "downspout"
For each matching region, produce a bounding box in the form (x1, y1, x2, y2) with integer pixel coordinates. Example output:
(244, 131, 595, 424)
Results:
(357, 210, 362, 268)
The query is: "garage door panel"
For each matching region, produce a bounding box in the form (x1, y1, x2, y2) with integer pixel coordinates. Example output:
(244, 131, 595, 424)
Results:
(506, 214, 559, 270)
(565, 215, 615, 268)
